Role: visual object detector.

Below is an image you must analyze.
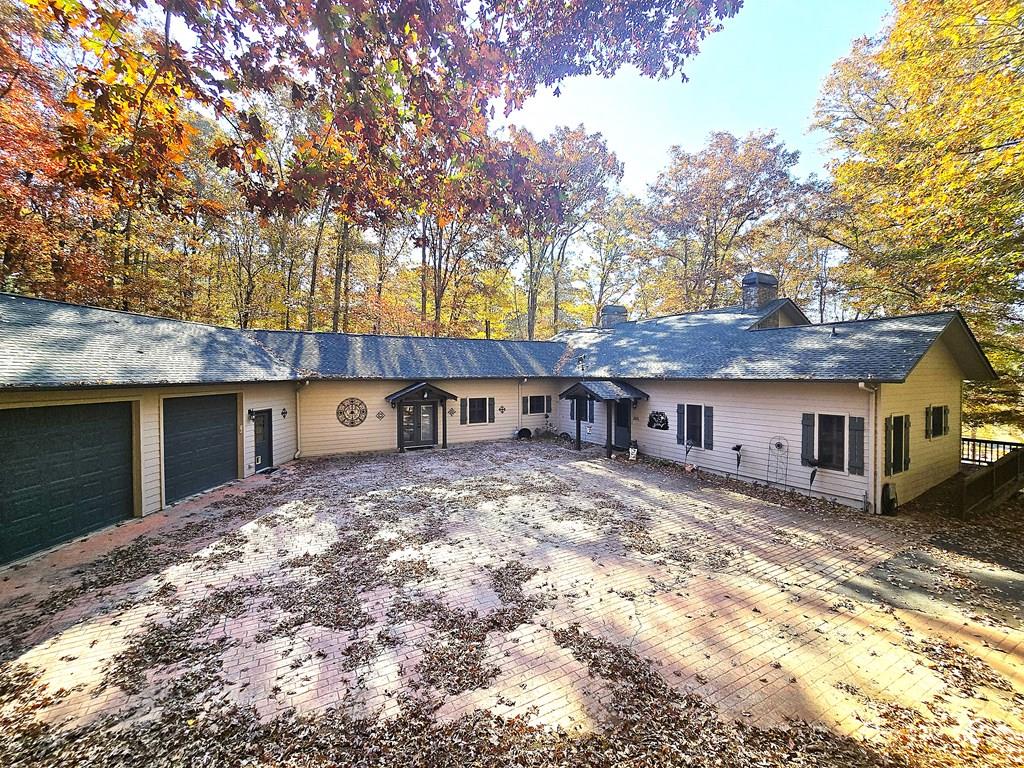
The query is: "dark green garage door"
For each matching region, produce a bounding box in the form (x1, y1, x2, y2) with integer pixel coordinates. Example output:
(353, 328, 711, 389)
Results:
(0, 401, 134, 565)
(163, 394, 238, 504)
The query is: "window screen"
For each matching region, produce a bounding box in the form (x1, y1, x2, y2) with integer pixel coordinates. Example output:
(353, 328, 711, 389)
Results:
(685, 404, 703, 448)
(467, 397, 488, 424)
(817, 414, 845, 471)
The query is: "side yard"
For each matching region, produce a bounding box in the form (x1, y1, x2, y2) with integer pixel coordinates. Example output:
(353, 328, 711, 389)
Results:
(1, 440, 1022, 767)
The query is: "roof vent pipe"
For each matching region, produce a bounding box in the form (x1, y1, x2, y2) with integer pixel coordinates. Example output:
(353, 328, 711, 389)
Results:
(599, 304, 628, 328)
(741, 272, 779, 310)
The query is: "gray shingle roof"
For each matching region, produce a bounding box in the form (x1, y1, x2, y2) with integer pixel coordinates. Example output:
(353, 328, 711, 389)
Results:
(559, 380, 649, 401)
(250, 330, 569, 380)
(0, 292, 994, 390)
(555, 303, 994, 382)
(0, 294, 296, 389)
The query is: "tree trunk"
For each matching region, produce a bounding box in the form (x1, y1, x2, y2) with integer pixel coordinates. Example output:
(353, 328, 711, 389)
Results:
(419, 217, 428, 329)
(305, 194, 331, 331)
(332, 220, 350, 332)
(342, 239, 352, 333)
(122, 208, 133, 310)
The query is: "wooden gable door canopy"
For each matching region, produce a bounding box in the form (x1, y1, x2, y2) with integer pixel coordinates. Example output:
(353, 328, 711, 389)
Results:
(558, 380, 649, 456)
(385, 381, 458, 452)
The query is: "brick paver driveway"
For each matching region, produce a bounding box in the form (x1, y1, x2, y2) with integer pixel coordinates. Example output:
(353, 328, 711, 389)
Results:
(2, 441, 1022, 766)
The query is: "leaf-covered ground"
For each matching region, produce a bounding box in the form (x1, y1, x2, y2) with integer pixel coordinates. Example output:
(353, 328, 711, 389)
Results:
(1, 441, 1022, 767)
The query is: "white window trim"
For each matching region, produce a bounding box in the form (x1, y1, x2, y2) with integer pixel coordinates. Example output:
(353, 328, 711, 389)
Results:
(466, 397, 488, 425)
(682, 402, 707, 451)
(527, 395, 547, 415)
(812, 411, 850, 475)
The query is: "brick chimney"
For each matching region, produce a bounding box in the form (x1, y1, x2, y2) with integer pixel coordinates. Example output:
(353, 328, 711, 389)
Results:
(599, 304, 627, 328)
(741, 272, 779, 310)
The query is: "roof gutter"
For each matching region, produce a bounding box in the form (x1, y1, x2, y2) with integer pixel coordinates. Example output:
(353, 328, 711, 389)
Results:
(294, 380, 310, 459)
(859, 381, 880, 514)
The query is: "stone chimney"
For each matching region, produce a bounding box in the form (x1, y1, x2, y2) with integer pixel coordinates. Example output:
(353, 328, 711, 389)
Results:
(741, 272, 779, 310)
(599, 304, 628, 328)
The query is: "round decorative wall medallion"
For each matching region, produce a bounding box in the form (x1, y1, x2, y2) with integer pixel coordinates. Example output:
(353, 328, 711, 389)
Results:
(336, 398, 368, 427)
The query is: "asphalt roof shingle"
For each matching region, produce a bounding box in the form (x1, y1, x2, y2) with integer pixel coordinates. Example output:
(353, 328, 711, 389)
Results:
(0, 292, 992, 390)
(250, 330, 570, 380)
(554, 303, 979, 382)
(0, 294, 295, 388)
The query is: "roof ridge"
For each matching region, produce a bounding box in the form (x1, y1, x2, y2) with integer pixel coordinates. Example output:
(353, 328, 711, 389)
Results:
(756, 310, 958, 330)
(249, 328, 564, 344)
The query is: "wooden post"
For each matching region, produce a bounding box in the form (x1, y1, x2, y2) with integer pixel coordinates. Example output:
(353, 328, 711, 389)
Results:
(575, 397, 582, 451)
(605, 400, 613, 458)
(397, 403, 405, 452)
(441, 400, 448, 448)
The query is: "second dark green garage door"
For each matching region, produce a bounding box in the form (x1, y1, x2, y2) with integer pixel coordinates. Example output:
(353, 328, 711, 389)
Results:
(163, 394, 238, 504)
(0, 401, 134, 565)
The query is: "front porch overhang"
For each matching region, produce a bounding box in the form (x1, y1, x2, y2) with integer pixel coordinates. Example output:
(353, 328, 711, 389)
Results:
(558, 380, 649, 403)
(559, 380, 648, 457)
(385, 381, 458, 406)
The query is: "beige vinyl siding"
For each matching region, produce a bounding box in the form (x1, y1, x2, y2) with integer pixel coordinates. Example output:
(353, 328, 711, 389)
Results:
(298, 379, 561, 457)
(559, 379, 873, 508)
(0, 382, 297, 516)
(557, 397, 610, 445)
(239, 383, 298, 474)
(877, 338, 963, 505)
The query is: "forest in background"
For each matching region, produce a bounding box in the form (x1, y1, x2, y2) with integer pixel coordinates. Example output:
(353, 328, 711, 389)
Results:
(1, 0, 1021, 425)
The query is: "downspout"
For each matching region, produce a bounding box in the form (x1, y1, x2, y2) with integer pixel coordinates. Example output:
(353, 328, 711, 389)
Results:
(859, 381, 879, 513)
(294, 380, 309, 459)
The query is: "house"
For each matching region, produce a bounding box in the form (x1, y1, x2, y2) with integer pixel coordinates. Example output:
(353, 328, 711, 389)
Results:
(0, 272, 996, 565)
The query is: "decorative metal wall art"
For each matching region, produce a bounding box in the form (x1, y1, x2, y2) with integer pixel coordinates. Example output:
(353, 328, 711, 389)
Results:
(337, 398, 368, 427)
(647, 411, 669, 430)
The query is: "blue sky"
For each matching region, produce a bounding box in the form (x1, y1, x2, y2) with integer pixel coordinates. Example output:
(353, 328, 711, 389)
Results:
(500, 0, 892, 193)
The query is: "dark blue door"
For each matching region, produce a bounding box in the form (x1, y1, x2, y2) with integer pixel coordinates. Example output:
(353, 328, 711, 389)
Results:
(0, 401, 133, 564)
(253, 409, 272, 472)
(163, 394, 237, 503)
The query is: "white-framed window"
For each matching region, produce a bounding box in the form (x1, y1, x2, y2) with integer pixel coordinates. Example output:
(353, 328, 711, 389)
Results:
(524, 395, 550, 415)
(816, 413, 846, 472)
(676, 403, 713, 450)
(570, 398, 594, 423)
(467, 397, 488, 424)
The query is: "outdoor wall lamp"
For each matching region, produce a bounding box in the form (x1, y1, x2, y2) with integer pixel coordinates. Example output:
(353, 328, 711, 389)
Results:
(281, 408, 288, 419)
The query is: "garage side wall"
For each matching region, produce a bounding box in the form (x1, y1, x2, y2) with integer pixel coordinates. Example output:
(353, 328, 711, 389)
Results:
(877, 339, 964, 505)
(0, 381, 297, 515)
(297, 379, 561, 456)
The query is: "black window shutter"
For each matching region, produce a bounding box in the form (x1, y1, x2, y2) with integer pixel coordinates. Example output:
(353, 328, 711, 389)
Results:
(460, 398, 468, 425)
(546, 395, 552, 414)
(903, 413, 911, 471)
(676, 404, 685, 445)
(703, 406, 714, 450)
(488, 397, 496, 423)
(522, 396, 528, 415)
(925, 406, 932, 439)
(588, 400, 595, 423)
(800, 413, 815, 466)
(848, 416, 865, 476)
(942, 405, 950, 435)
(570, 399, 576, 420)
(884, 416, 893, 476)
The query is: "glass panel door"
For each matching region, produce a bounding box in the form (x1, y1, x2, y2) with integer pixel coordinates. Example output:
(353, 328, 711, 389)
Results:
(419, 403, 434, 445)
(402, 405, 418, 445)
